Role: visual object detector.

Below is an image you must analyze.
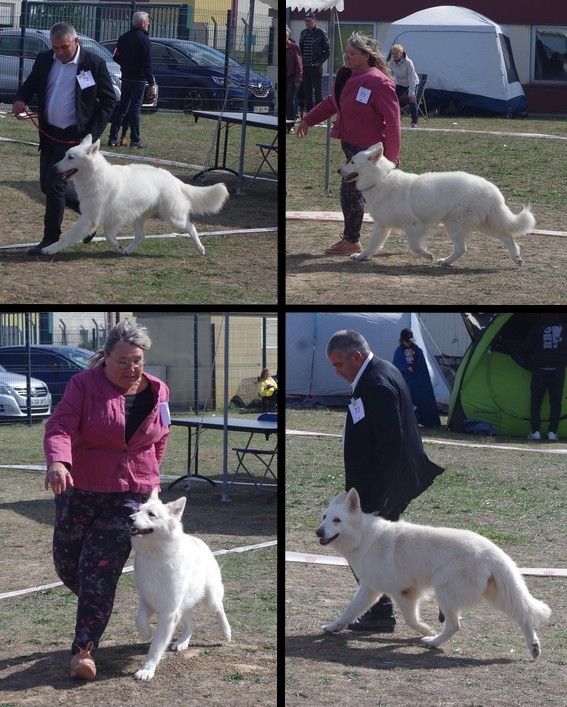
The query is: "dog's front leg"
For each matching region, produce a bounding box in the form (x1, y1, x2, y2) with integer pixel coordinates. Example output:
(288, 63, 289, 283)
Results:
(322, 585, 381, 634)
(41, 218, 96, 255)
(351, 226, 391, 261)
(134, 611, 177, 681)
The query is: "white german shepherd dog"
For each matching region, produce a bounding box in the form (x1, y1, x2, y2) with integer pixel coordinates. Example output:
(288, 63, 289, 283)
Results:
(339, 142, 535, 266)
(42, 134, 229, 255)
(316, 489, 551, 658)
(129, 490, 231, 681)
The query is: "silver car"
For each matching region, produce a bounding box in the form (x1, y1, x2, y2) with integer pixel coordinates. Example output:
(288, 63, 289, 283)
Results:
(0, 364, 51, 419)
(0, 27, 122, 102)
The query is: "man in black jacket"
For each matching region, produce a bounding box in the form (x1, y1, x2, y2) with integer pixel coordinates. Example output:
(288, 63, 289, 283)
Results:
(299, 12, 330, 111)
(108, 11, 156, 149)
(327, 329, 444, 632)
(12, 22, 116, 255)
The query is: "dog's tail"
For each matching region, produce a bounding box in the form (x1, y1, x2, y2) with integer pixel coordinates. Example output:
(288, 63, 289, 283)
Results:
(488, 201, 536, 237)
(182, 182, 229, 215)
(485, 554, 551, 628)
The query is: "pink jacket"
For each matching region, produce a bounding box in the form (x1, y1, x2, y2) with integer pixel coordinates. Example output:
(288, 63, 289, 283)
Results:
(44, 366, 170, 493)
(304, 66, 401, 162)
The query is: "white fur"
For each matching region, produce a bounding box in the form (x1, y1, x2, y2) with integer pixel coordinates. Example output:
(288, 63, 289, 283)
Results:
(42, 134, 229, 256)
(316, 488, 551, 658)
(130, 489, 231, 681)
(339, 142, 535, 266)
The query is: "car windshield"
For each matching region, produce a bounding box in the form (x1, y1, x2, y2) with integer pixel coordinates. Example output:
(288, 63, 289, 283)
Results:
(78, 37, 114, 62)
(169, 40, 241, 70)
(59, 349, 92, 368)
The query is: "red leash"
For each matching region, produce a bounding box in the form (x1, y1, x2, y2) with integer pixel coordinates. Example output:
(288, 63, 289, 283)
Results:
(14, 110, 80, 145)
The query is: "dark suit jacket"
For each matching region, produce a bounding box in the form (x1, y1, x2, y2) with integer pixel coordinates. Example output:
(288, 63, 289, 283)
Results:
(16, 47, 116, 144)
(344, 356, 444, 516)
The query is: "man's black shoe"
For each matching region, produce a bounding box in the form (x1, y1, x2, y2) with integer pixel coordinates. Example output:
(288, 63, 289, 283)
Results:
(82, 231, 96, 244)
(27, 239, 57, 255)
(107, 139, 118, 147)
(130, 141, 147, 149)
(348, 611, 396, 633)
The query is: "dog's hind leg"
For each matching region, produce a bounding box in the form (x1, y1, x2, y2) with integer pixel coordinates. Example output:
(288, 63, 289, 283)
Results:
(498, 234, 523, 266)
(421, 608, 461, 649)
(405, 223, 434, 261)
(436, 223, 468, 266)
(322, 584, 382, 634)
(135, 611, 178, 681)
(205, 585, 231, 642)
(351, 225, 391, 261)
(122, 218, 146, 255)
(394, 591, 435, 636)
(169, 214, 205, 255)
(170, 608, 194, 652)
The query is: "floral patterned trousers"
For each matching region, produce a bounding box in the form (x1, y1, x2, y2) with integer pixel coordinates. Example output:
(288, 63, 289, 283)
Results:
(340, 141, 366, 243)
(53, 488, 149, 654)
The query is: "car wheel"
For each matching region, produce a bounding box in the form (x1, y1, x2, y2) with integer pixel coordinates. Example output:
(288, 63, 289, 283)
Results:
(183, 89, 205, 114)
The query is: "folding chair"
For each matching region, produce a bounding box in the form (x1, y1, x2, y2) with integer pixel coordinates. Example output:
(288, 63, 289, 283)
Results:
(249, 141, 278, 183)
(230, 413, 278, 494)
(400, 73, 428, 121)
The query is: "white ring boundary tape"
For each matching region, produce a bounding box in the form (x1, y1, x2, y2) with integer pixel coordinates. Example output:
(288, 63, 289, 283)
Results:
(286, 551, 567, 577)
(286, 429, 567, 455)
(0, 227, 277, 251)
(285, 212, 567, 238)
(0, 135, 276, 182)
(0, 539, 277, 601)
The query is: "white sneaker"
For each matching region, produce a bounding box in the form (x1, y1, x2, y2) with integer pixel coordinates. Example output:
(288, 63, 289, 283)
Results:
(547, 431, 559, 441)
(527, 431, 541, 441)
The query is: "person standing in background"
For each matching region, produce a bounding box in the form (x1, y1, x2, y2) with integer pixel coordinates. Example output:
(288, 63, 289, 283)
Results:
(299, 11, 330, 112)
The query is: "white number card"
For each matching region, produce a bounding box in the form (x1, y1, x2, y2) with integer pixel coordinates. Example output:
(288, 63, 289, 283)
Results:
(355, 86, 371, 104)
(348, 397, 365, 424)
(76, 70, 95, 89)
(159, 401, 171, 426)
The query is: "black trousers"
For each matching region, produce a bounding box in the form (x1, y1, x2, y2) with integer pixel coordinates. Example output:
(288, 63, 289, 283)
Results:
(302, 65, 323, 112)
(39, 126, 81, 242)
(530, 367, 565, 433)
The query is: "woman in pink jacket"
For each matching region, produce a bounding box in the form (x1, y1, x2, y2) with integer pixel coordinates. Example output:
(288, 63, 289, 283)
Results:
(44, 319, 170, 680)
(297, 33, 401, 256)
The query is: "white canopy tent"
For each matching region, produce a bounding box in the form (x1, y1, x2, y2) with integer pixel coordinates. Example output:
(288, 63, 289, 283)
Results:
(286, 1, 344, 191)
(382, 6, 527, 115)
(286, 312, 450, 408)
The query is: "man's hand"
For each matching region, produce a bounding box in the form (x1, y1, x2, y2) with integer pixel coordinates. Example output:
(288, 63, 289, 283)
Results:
(12, 100, 28, 118)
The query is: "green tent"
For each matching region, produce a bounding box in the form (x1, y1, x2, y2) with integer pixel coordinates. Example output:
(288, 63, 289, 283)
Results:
(448, 313, 567, 437)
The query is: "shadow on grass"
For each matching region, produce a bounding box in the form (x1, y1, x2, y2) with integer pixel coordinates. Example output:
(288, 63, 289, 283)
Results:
(285, 632, 516, 670)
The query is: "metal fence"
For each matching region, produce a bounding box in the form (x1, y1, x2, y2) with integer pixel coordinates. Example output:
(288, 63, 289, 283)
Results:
(0, 312, 278, 425)
(0, 1, 275, 112)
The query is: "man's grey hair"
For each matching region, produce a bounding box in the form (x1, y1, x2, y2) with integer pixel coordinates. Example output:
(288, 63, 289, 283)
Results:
(50, 22, 77, 41)
(132, 11, 150, 28)
(327, 330, 371, 357)
(90, 319, 152, 367)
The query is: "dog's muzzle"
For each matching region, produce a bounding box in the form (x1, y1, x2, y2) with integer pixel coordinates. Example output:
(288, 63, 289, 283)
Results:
(338, 168, 359, 183)
(129, 526, 153, 536)
(316, 526, 339, 546)
(60, 168, 78, 178)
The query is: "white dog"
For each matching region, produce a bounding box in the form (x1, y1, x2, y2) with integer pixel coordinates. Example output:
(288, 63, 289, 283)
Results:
(316, 488, 550, 658)
(339, 142, 535, 266)
(42, 134, 229, 256)
(130, 489, 231, 681)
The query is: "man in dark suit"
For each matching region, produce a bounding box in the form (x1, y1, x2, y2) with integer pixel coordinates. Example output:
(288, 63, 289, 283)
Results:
(12, 22, 116, 254)
(327, 329, 444, 631)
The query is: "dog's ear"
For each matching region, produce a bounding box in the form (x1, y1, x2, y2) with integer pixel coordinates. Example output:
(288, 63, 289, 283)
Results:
(333, 490, 348, 505)
(87, 139, 101, 156)
(149, 486, 160, 500)
(80, 134, 93, 146)
(368, 143, 384, 162)
(345, 487, 360, 512)
(168, 496, 187, 520)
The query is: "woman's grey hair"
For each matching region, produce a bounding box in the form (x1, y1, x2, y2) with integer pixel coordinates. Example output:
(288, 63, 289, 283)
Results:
(347, 32, 391, 76)
(50, 22, 77, 41)
(132, 11, 150, 28)
(327, 330, 371, 357)
(89, 319, 152, 367)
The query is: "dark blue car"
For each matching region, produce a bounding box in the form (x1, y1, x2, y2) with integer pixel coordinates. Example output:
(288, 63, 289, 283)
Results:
(0, 345, 92, 406)
(103, 37, 274, 113)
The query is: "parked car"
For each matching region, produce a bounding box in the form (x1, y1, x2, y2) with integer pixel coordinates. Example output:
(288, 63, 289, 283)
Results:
(102, 37, 274, 113)
(0, 364, 51, 419)
(0, 345, 92, 406)
(0, 28, 122, 103)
